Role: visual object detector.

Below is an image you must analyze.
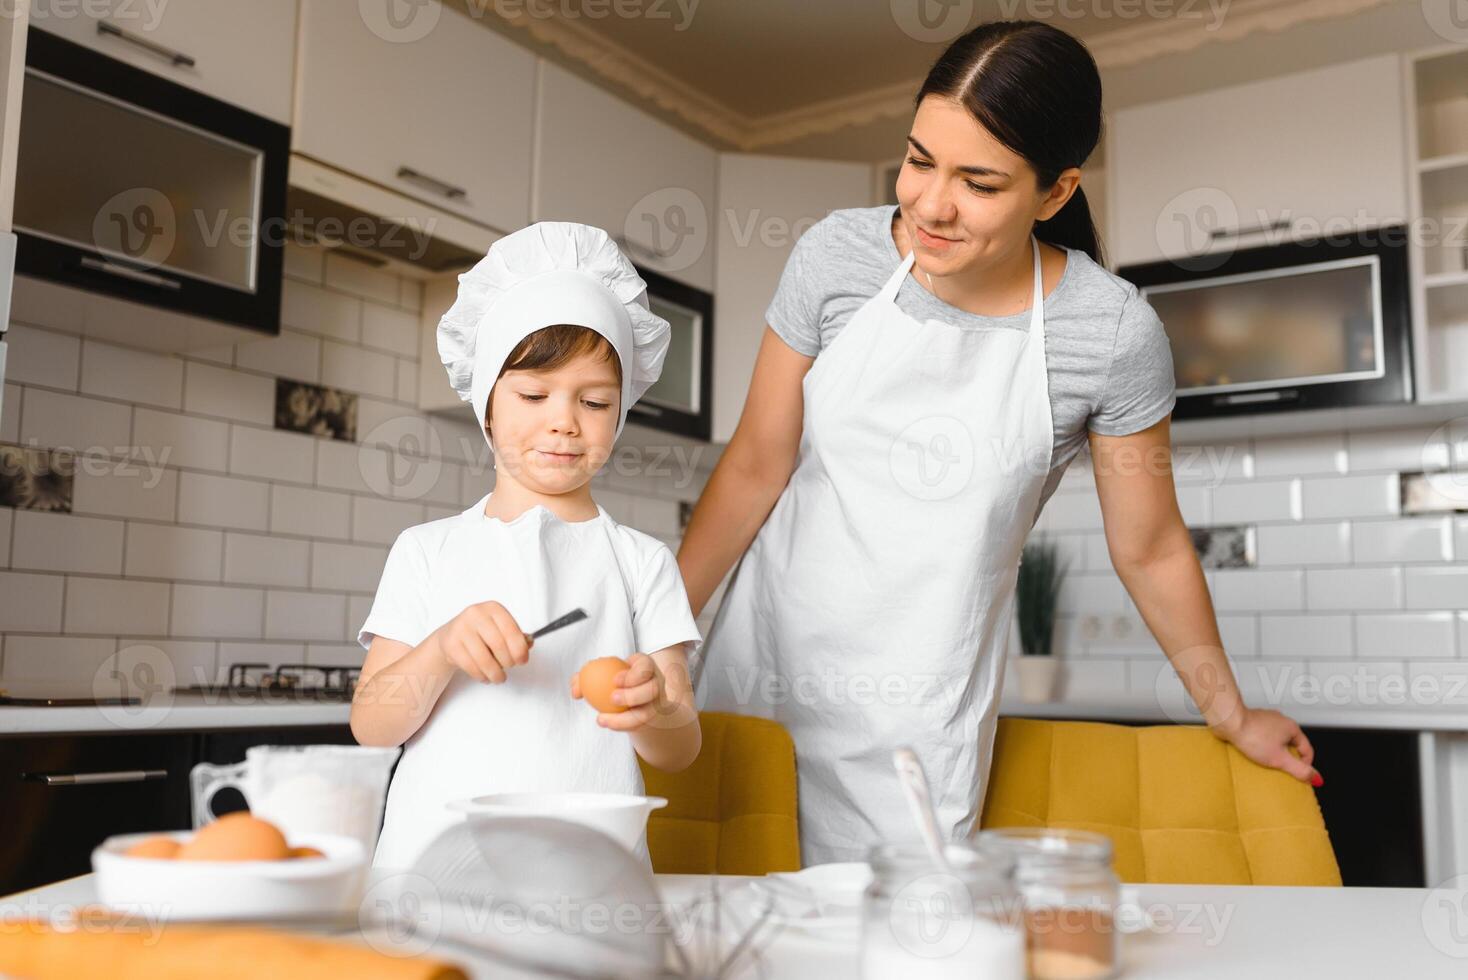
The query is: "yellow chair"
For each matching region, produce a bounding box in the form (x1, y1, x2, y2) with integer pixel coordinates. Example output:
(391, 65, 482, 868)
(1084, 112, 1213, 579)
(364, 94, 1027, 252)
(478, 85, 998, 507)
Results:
(979, 717, 1341, 885)
(639, 711, 801, 875)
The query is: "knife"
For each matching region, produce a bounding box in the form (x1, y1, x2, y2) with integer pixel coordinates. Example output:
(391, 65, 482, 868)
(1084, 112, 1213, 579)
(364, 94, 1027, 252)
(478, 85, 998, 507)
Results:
(526, 607, 587, 642)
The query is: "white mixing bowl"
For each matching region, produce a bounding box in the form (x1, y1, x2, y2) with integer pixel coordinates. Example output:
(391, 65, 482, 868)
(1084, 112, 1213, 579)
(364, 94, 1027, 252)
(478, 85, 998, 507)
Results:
(446, 792, 668, 851)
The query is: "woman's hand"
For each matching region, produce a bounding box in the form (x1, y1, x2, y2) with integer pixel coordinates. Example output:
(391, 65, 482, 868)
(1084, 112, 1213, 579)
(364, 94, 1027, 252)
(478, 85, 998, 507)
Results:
(570, 653, 673, 731)
(432, 600, 532, 684)
(1218, 707, 1323, 787)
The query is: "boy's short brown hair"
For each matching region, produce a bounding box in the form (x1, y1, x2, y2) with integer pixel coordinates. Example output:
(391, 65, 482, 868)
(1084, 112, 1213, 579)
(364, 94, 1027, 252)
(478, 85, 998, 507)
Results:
(486, 324, 623, 435)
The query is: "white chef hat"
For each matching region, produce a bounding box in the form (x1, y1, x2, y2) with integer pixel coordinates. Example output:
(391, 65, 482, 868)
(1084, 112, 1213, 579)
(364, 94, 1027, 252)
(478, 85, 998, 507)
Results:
(437, 221, 671, 449)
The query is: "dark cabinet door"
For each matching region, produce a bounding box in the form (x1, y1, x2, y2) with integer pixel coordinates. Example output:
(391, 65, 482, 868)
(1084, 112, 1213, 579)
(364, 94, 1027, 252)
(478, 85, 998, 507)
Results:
(0, 732, 194, 895)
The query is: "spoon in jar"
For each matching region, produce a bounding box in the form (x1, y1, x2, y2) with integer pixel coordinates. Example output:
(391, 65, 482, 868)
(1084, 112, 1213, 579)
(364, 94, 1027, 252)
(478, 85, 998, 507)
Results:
(893, 746, 952, 872)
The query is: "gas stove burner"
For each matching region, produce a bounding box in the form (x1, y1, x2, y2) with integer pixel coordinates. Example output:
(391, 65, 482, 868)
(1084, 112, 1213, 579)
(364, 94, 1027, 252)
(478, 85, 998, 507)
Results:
(172, 662, 360, 702)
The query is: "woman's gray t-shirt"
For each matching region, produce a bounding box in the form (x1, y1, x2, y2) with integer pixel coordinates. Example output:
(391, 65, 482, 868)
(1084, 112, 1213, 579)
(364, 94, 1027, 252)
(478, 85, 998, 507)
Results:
(765, 203, 1177, 515)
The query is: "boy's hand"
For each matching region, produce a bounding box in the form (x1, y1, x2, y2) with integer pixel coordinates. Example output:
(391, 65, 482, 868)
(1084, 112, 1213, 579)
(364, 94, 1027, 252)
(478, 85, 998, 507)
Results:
(433, 600, 532, 684)
(570, 653, 670, 731)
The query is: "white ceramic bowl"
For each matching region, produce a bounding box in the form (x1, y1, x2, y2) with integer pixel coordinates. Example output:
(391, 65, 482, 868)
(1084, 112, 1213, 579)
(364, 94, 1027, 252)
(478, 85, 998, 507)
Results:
(92, 830, 366, 921)
(446, 792, 667, 851)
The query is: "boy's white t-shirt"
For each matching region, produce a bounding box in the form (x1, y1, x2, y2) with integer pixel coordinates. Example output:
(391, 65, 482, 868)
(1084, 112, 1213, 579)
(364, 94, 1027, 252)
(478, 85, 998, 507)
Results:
(357, 494, 702, 871)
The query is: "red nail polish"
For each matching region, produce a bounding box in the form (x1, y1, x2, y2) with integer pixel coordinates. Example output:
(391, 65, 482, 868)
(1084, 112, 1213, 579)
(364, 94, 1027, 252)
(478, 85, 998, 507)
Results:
(1310, 772, 1324, 788)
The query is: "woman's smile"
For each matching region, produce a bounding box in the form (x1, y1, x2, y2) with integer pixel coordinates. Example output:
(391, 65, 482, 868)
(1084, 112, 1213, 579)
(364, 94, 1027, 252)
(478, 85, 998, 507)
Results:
(915, 225, 961, 250)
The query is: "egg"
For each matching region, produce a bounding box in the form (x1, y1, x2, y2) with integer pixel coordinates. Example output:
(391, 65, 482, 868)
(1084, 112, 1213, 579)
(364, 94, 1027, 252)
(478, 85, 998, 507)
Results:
(175, 812, 290, 862)
(289, 845, 325, 859)
(123, 835, 181, 859)
(578, 656, 630, 714)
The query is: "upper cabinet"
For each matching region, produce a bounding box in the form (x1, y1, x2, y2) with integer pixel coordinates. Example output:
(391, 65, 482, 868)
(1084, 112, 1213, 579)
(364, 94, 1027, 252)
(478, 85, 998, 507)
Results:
(31, 0, 297, 124)
(533, 61, 718, 292)
(1108, 54, 1408, 268)
(293, 0, 535, 233)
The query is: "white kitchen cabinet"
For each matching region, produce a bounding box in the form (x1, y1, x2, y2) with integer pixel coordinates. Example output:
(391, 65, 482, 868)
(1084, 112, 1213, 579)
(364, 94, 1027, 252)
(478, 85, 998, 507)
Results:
(294, 0, 535, 234)
(712, 153, 874, 443)
(1108, 54, 1408, 268)
(533, 61, 718, 292)
(31, 0, 297, 123)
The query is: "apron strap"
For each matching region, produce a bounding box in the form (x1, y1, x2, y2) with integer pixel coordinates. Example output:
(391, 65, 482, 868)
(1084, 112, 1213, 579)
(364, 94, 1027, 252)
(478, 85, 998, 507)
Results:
(879, 249, 916, 305)
(1027, 233, 1045, 339)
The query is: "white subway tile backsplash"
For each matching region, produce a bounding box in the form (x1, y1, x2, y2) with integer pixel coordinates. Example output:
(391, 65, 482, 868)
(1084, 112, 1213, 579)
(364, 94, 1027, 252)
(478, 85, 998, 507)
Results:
(310, 542, 388, 593)
(79, 340, 183, 410)
(316, 439, 383, 496)
(1230, 659, 1311, 710)
(1356, 612, 1457, 658)
(72, 466, 178, 523)
(361, 304, 419, 357)
(1259, 614, 1353, 658)
(1457, 518, 1468, 561)
(1306, 660, 1412, 709)
(0, 508, 10, 567)
(1213, 480, 1301, 523)
(4, 324, 80, 390)
(0, 571, 64, 632)
(322, 342, 397, 400)
(1301, 474, 1400, 520)
(631, 496, 681, 537)
(283, 241, 324, 284)
(1252, 433, 1346, 477)
(183, 362, 274, 426)
(281, 279, 361, 342)
(398, 279, 422, 313)
(177, 472, 270, 531)
(351, 496, 426, 545)
(1217, 614, 1259, 657)
(396, 360, 418, 404)
(1407, 660, 1468, 708)
(1255, 522, 1350, 566)
(172, 584, 264, 639)
(1352, 517, 1455, 563)
(132, 408, 230, 473)
(11, 511, 124, 575)
(1305, 567, 1402, 610)
(266, 590, 347, 641)
(125, 523, 223, 582)
(1052, 657, 1128, 699)
(223, 532, 310, 588)
(229, 425, 316, 484)
(1404, 566, 1468, 610)
(1173, 485, 1210, 526)
(1212, 569, 1304, 611)
(235, 330, 322, 382)
(348, 595, 373, 640)
(324, 254, 398, 306)
(1348, 425, 1451, 473)
(20, 388, 131, 455)
(65, 577, 169, 635)
(270, 485, 352, 539)
(1037, 489, 1103, 531)
(306, 642, 366, 667)
(1059, 573, 1128, 613)
(1172, 441, 1252, 484)
(117, 638, 218, 689)
(355, 397, 426, 451)
(0, 636, 115, 687)
(218, 641, 305, 677)
(427, 412, 484, 466)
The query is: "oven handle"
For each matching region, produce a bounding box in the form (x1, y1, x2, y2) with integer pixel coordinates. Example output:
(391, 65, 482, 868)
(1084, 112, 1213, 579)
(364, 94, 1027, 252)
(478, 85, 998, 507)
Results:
(22, 769, 170, 786)
(1207, 218, 1291, 241)
(96, 22, 196, 69)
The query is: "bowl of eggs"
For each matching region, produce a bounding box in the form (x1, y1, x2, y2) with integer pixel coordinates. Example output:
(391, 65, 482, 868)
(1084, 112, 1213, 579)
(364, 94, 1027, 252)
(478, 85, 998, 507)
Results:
(446, 792, 667, 852)
(92, 812, 367, 920)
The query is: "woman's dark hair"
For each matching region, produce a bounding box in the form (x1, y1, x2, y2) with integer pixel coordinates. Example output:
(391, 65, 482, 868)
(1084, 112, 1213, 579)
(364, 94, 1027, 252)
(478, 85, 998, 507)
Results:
(915, 21, 1104, 264)
(485, 324, 622, 435)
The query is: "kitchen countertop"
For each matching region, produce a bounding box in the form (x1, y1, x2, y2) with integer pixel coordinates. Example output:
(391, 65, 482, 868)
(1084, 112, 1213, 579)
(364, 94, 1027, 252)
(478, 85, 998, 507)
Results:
(6, 690, 1468, 736)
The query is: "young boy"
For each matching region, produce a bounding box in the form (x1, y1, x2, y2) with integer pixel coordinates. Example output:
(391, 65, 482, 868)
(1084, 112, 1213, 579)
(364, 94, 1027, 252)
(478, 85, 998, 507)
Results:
(351, 222, 702, 871)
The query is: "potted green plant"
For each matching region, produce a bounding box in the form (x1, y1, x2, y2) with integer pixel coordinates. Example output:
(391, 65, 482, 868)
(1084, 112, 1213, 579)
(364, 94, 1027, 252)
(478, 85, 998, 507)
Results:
(1014, 536, 1070, 703)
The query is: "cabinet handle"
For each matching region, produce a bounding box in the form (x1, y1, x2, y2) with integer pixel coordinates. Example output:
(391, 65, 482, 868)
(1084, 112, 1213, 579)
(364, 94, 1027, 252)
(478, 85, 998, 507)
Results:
(396, 166, 468, 202)
(79, 256, 182, 291)
(1206, 218, 1291, 241)
(96, 22, 196, 69)
(23, 769, 169, 786)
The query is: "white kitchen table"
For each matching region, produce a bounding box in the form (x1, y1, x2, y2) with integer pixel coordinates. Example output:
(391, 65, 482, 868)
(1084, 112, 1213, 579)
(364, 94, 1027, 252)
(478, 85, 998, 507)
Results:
(3, 870, 1465, 979)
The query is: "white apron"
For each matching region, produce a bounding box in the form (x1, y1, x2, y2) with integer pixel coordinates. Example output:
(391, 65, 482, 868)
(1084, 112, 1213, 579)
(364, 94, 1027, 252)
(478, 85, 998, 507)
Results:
(372, 499, 648, 872)
(694, 234, 1055, 865)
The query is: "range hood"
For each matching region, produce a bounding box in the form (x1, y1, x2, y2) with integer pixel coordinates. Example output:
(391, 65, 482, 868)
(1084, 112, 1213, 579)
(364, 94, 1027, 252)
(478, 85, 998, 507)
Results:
(286, 154, 499, 279)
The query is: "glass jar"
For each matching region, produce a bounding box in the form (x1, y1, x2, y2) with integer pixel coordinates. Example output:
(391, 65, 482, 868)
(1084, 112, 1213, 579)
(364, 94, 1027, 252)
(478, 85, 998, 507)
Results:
(975, 828, 1122, 980)
(860, 841, 1027, 980)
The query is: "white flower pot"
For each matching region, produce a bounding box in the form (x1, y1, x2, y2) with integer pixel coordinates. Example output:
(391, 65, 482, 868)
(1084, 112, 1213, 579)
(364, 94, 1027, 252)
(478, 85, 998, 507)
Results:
(1015, 654, 1061, 703)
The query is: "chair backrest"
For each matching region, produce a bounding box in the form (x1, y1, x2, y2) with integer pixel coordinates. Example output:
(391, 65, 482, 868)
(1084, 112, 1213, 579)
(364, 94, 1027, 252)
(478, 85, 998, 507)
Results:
(979, 717, 1341, 885)
(639, 711, 801, 875)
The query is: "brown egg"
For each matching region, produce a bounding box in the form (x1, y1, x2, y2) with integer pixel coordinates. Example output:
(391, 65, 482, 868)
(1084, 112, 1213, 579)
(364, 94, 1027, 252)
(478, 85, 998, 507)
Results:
(578, 656, 630, 714)
(124, 835, 181, 859)
(175, 812, 290, 862)
(289, 846, 325, 860)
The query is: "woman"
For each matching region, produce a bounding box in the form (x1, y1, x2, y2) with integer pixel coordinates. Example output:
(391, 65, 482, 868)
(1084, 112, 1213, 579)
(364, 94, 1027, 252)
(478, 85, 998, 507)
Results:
(678, 21, 1321, 866)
